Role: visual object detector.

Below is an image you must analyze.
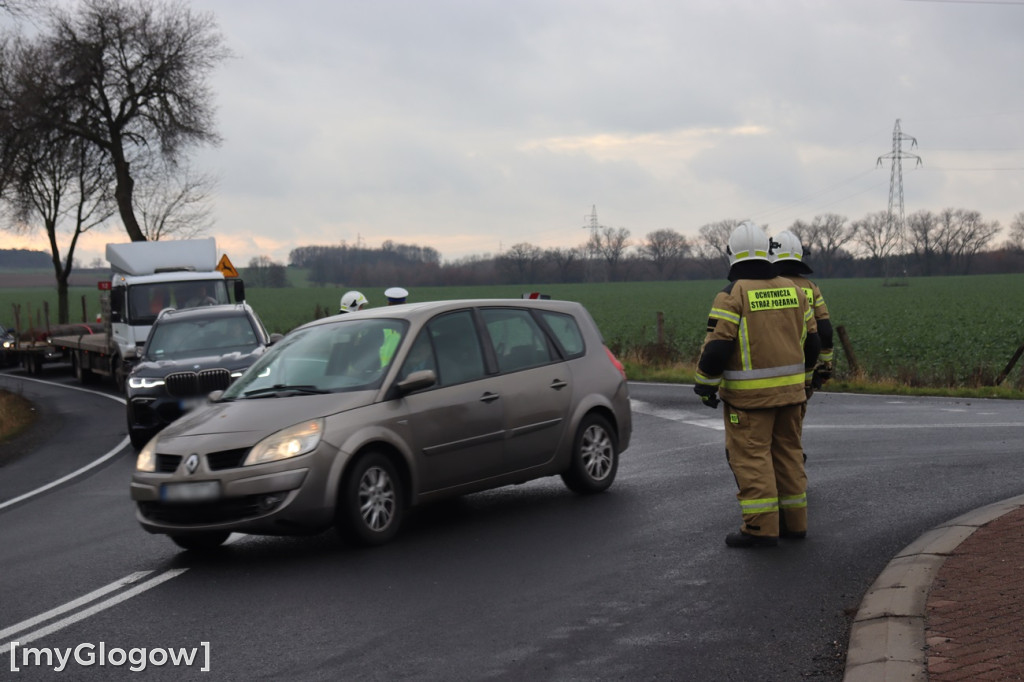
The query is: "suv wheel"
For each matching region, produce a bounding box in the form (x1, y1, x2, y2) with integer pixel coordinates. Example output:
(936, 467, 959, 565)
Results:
(337, 451, 404, 546)
(561, 413, 618, 494)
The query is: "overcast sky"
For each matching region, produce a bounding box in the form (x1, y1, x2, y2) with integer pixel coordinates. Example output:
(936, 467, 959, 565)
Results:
(7, 0, 1024, 268)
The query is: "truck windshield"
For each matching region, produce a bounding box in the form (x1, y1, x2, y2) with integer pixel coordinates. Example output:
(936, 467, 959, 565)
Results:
(129, 280, 230, 325)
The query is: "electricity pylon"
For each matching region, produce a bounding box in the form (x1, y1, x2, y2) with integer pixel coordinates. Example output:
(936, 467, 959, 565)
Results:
(582, 205, 602, 281)
(876, 119, 922, 283)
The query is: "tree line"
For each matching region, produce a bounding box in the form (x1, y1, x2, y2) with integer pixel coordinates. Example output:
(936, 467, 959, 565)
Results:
(243, 209, 1024, 288)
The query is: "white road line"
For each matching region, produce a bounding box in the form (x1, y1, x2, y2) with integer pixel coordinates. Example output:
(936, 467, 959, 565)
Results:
(0, 569, 188, 654)
(630, 400, 1024, 431)
(630, 400, 724, 430)
(0, 571, 153, 642)
(0, 374, 130, 511)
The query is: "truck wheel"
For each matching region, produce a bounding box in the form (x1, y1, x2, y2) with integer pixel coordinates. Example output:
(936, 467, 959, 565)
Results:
(73, 351, 95, 384)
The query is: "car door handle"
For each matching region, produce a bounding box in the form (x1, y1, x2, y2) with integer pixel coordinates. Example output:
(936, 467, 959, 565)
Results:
(480, 392, 500, 403)
(550, 379, 568, 390)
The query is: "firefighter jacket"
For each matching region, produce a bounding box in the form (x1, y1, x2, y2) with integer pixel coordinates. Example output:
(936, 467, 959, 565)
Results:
(781, 273, 833, 366)
(696, 275, 819, 409)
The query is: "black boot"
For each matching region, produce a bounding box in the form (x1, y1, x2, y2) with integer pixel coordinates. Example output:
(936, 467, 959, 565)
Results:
(725, 531, 778, 548)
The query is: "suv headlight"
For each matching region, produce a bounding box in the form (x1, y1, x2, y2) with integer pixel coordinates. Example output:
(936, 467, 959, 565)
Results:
(128, 376, 165, 389)
(243, 419, 324, 466)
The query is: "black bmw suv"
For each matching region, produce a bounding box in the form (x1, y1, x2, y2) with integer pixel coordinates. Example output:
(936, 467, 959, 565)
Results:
(126, 304, 281, 449)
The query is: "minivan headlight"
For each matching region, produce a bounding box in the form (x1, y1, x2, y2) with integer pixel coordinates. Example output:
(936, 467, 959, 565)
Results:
(136, 439, 157, 472)
(243, 419, 324, 466)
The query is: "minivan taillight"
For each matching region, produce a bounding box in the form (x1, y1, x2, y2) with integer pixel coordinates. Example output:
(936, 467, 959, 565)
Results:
(604, 345, 626, 380)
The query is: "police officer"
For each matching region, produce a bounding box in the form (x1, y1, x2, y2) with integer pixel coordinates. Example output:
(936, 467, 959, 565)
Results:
(771, 230, 834, 392)
(693, 221, 820, 548)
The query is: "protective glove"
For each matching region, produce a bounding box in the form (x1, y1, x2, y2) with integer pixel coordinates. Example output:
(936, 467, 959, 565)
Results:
(693, 383, 720, 409)
(811, 361, 833, 390)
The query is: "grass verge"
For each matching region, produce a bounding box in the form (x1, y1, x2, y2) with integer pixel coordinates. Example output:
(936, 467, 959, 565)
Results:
(0, 388, 37, 442)
(621, 361, 1024, 401)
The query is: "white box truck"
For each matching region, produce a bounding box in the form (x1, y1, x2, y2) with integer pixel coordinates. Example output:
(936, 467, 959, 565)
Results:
(49, 238, 244, 390)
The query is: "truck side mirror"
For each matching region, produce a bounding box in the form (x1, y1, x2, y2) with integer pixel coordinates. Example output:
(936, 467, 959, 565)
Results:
(110, 287, 125, 323)
(233, 279, 245, 302)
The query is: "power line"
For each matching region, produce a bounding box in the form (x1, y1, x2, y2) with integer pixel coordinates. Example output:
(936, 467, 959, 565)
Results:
(903, 0, 1024, 5)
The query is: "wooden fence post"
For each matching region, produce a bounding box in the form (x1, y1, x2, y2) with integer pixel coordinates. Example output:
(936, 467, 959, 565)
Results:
(836, 324, 860, 377)
(995, 343, 1024, 386)
(656, 312, 664, 346)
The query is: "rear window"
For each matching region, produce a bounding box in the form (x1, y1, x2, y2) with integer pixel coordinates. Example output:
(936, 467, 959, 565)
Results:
(480, 308, 554, 373)
(537, 310, 585, 359)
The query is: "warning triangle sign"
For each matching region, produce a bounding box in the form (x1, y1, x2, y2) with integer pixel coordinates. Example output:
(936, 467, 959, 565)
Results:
(216, 254, 239, 278)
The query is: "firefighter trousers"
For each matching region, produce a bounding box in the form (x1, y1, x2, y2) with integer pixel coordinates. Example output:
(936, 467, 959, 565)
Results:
(723, 402, 807, 537)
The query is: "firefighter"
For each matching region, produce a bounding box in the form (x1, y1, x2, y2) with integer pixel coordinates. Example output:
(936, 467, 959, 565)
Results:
(770, 230, 834, 393)
(693, 221, 820, 548)
(339, 290, 369, 314)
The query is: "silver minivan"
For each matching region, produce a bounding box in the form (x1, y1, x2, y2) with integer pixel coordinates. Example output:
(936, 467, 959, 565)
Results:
(130, 299, 632, 551)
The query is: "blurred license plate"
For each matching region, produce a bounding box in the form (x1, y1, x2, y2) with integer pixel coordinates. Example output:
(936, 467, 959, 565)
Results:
(180, 397, 205, 412)
(162, 481, 220, 503)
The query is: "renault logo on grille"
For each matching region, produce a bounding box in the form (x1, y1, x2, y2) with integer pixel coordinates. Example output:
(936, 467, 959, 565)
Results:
(185, 453, 200, 474)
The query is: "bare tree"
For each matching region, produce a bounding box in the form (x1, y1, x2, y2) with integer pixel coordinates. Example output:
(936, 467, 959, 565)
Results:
(907, 209, 938, 275)
(245, 255, 287, 288)
(932, 208, 999, 275)
(35, 0, 229, 242)
(638, 228, 690, 279)
(4, 122, 115, 323)
(800, 214, 853, 277)
(497, 242, 543, 283)
(543, 246, 584, 283)
(135, 160, 216, 240)
(850, 210, 901, 276)
(694, 220, 738, 276)
(588, 226, 631, 281)
(1004, 211, 1024, 253)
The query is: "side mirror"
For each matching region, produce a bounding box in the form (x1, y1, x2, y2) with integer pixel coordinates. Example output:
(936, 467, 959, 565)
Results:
(233, 279, 246, 303)
(208, 390, 224, 402)
(269, 333, 284, 345)
(396, 369, 436, 395)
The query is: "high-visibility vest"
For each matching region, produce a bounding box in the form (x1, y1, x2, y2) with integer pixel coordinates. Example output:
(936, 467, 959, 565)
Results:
(696, 276, 817, 409)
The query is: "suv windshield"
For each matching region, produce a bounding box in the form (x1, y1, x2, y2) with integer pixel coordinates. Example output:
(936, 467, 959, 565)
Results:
(223, 318, 408, 397)
(146, 314, 260, 360)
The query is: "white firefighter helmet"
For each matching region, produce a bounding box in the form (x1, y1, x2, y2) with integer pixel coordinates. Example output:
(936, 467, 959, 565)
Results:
(339, 290, 368, 313)
(770, 230, 806, 263)
(727, 221, 770, 266)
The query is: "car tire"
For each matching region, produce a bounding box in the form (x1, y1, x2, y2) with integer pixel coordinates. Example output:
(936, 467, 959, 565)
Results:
(126, 411, 154, 450)
(337, 451, 404, 546)
(561, 413, 618, 494)
(169, 531, 230, 551)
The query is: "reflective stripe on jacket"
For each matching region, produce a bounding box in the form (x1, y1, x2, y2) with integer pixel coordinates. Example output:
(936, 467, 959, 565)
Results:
(698, 276, 817, 409)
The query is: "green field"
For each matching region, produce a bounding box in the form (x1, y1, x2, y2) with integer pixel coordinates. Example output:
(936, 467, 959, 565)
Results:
(3, 273, 1023, 388)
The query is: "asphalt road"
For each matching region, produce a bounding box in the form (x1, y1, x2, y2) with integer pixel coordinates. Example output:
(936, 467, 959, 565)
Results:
(1, 368, 1023, 680)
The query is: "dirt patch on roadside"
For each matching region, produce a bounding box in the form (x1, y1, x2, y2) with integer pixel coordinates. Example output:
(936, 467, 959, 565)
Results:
(0, 388, 37, 445)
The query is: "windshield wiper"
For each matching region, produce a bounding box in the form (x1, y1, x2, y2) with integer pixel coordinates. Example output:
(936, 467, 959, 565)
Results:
(243, 384, 329, 398)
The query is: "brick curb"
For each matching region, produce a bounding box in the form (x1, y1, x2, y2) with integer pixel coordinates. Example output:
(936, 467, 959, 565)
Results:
(842, 493, 1024, 682)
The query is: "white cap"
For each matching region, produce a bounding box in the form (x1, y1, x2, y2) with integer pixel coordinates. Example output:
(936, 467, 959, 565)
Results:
(384, 287, 408, 304)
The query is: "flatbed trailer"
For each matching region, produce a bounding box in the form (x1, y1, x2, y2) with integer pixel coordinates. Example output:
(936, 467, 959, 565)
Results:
(48, 323, 120, 387)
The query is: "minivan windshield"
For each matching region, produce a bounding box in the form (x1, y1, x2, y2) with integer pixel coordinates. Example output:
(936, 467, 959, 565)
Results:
(223, 318, 408, 398)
